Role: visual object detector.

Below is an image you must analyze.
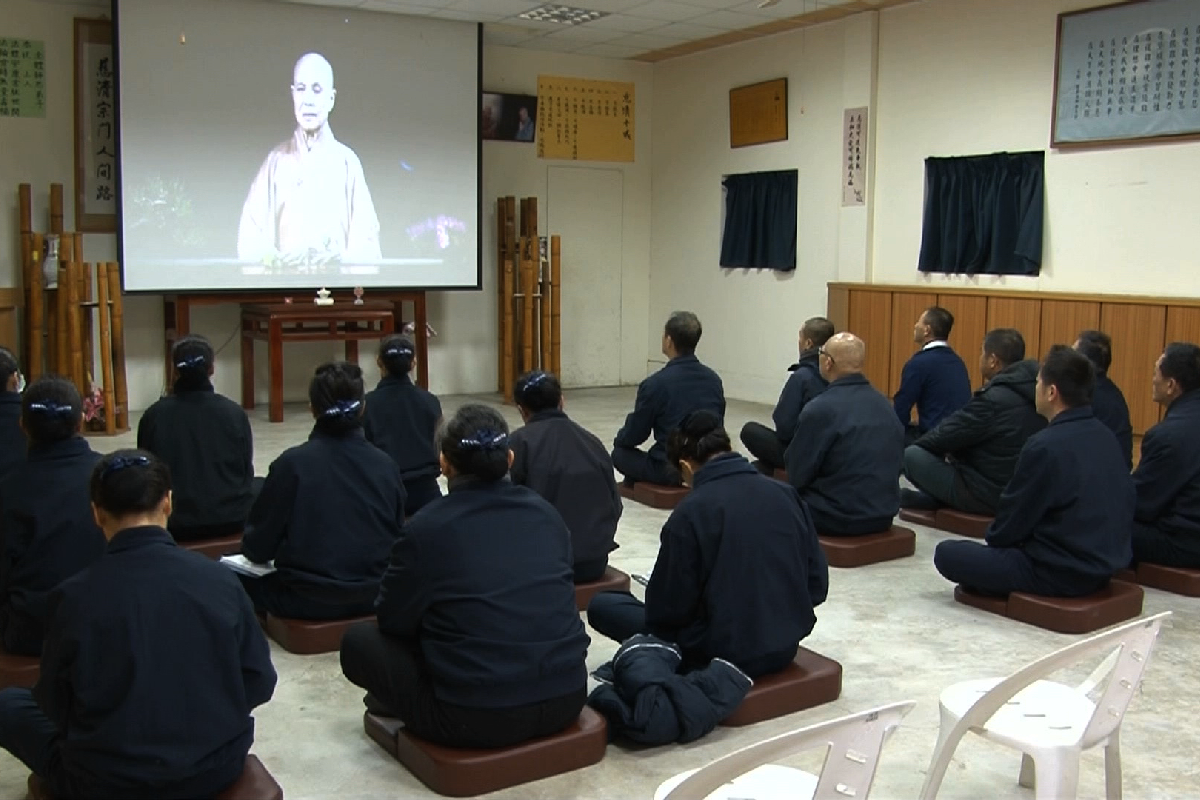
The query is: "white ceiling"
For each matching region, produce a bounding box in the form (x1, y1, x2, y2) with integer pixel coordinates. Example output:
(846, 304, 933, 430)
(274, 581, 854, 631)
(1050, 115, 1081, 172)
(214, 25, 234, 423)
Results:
(45, 0, 871, 59)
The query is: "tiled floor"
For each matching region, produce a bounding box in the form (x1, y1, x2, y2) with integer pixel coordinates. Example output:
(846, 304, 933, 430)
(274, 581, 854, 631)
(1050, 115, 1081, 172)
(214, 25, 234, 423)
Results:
(1, 387, 1195, 799)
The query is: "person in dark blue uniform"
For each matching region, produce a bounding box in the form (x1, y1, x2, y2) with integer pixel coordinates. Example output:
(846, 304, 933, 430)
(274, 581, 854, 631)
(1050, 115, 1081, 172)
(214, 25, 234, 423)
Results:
(739, 316, 833, 473)
(240, 362, 405, 620)
(1075, 330, 1133, 470)
(0, 449, 276, 800)
(787, 333, 904, 535)
(137, 335, 256, 542)
(0, 347, 26, 478)
(363, 333, 443, 516)
(893, 306, 972, 443)
(510, 370, 621, 583)
(612, 311, 725, 487)
(0, 377, 104, 656)
(340, 404, 589, 749)
(1131, 343, 1200, 568)
(934, 346, 1134, 597)
(589, 410, 828, 679)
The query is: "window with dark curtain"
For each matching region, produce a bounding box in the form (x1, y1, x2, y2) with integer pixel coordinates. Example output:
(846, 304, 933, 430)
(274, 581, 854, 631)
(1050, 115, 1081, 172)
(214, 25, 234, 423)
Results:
(720, 169, 797, 271)
(917, 151, 1044, 277)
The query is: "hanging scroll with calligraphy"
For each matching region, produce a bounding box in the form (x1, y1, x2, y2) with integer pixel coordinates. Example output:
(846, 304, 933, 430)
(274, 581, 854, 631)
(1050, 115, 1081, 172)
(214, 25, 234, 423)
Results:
(842, 107, 867, 207)
(74, 17, 116, 233)
(535, 75, 634, 163)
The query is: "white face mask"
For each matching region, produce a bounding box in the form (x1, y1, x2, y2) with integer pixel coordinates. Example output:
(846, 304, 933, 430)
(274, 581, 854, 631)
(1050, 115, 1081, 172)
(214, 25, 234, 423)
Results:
(15, 373, 25, 393)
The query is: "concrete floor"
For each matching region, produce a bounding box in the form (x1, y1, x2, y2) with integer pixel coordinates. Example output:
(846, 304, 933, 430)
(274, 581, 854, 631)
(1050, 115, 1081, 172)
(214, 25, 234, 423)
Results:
(1, 386, 1196, 800)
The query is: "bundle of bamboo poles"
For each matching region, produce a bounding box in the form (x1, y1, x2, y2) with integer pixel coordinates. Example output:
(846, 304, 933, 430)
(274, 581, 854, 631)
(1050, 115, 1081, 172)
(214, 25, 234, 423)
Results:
(18, 182, 129, 434)
(496, 196, 561, 403)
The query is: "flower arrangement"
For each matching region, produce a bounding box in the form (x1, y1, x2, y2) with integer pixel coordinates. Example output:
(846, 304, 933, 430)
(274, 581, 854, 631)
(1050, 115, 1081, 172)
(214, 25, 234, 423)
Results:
(83, 382, 105, 430)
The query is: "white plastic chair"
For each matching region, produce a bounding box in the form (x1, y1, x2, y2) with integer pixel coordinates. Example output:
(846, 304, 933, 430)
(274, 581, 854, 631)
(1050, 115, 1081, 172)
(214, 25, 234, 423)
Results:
(653, 701, 915, 800)
(919, 611, 1170, 800)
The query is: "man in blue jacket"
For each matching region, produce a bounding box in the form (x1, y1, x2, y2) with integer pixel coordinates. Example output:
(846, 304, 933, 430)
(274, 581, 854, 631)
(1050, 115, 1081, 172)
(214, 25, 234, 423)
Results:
(739, 317, 832, 473)
(893, 306, 971, 443)
(612, 311, 724, 486)
(933, 346, 1134, 597)
(1131, 342, 1200, 568)
(1074, 330, 1133, 470)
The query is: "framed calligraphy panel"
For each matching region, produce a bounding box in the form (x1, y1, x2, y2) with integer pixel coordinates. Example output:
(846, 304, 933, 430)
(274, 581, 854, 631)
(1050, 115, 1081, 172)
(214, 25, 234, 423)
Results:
(74, 17, 117, 233)
(535, 75, 634, 163)
(0, 37, 46, 118)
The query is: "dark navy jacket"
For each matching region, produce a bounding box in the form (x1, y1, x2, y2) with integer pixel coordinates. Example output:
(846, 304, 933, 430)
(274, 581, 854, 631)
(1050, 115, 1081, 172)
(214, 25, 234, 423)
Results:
(613, 354, 725, 463)
(771, 351, 828, 444)
(588, 635, 751, 745)
(363, 374, 442, 481)
(1133, 391, 1200, 543)
(242, 428, 405, 604)
(0, 392, 25, 478)
(1092, 372, 1133, 470)
(788, 374, 904, 529)
(893, 344, 972, 432)
(375, 476, 589, 709)
(986, 407, 1134, 581)
(510, 409, 621, 564)
(0, 436, 105, 655)
(36, 526, 276, 800)
(137, 383, 255, 530)
(646, 453, 828, 672)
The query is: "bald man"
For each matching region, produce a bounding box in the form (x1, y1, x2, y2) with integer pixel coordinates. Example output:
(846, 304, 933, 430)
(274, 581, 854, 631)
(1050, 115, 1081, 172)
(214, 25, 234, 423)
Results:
(237, 53, 381, 265)
(786, 333, 904, 535)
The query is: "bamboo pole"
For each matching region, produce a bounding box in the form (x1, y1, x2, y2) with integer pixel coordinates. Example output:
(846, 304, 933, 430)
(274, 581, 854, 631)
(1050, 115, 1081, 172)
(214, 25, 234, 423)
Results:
(521, 238, 535, 374)
(550, 235, 562, 377)
(97, 263, 116, 435)
(540, 245, 551, 372)
(28, 233, 44, 381)
(82, 262, 94, 388)
(66, 261, 84, 395)
(501, 253, 515, 403)
(106, 263, 129, 430)
(55, 266, 68, 377)
(49, 183, 63, 234)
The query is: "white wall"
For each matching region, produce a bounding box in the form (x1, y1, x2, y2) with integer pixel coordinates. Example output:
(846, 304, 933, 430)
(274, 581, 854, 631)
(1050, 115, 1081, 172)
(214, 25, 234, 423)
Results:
(1, 0, 652, 411)
(872, 0, 1199, 295)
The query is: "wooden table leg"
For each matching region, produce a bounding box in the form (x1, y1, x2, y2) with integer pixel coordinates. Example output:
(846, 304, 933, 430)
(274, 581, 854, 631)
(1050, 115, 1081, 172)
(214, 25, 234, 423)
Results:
(268, 320, 284, 423)
(241, 321, 255, 411)
(163, 296, 190, 392)
(415, 292, 429, 389)
(345, 320, 358, 363)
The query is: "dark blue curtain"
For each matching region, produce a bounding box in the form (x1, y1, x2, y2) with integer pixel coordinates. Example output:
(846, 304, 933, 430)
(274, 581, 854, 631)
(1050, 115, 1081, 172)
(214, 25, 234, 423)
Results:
(720, 170, 797, 271)
(917, 151, 1044, 276)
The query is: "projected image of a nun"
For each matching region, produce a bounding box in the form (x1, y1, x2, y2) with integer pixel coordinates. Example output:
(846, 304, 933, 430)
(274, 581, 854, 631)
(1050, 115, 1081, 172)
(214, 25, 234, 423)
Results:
(237, 52, 382, 266)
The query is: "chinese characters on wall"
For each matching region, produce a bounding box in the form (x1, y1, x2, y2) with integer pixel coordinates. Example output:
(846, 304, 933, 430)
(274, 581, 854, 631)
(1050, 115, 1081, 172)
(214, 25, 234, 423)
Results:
(0, 37, 46, 118)
(842, 107, 867, 207)
(76, 20, 117, 230)
(88, 47, 116, 208)
(536, 76, 635, 163)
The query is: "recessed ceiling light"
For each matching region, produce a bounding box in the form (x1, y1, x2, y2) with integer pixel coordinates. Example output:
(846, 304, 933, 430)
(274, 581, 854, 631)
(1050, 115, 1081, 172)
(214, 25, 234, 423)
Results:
(518, 4, 608, 26)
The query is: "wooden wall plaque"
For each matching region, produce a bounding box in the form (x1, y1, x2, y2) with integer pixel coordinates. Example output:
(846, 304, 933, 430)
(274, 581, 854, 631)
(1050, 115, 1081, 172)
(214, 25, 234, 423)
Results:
(729, 78, 788, 148)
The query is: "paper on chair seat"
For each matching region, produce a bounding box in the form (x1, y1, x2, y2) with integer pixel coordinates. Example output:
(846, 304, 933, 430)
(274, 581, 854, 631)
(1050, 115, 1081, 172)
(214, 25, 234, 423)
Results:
(220, 554, 276, 577)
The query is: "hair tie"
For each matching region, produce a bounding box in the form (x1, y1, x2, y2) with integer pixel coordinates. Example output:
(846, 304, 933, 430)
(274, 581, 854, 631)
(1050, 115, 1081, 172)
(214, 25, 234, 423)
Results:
(383, 344, 414, 359)
(102, 455, 150, 479)
(458, 429, 508, 451)
(28, 401, 76, 419)
(322, 399, 362, 418)
(524, 371, 550, 387)
(175, 354, 208, 370)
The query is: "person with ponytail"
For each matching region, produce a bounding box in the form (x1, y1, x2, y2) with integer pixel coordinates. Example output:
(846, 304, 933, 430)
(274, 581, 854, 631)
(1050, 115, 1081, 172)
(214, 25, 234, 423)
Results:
(0, 449, 276, 800)
(0, 346, 27, 477)
(137, 335, 256, 542)
(363, 333, 443, 515)
(340, 403, 589, 749)
(240, 362, 406, 620)
(587, 410, 829, 679)
(509, 370, 621, 583)
(0, 377, 104, 655)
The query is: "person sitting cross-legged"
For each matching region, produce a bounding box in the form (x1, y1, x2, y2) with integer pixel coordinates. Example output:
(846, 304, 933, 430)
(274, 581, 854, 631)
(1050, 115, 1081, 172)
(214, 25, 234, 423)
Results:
(902, 329, 1045, 515)
(509, 370, 622, 584)
(340, 404, 590, 749)
(612, 311, 724, 487)
(739, 316, 833, 474)
(588, 410, 828, 679)
(0, 449, 276, 800)
(933, 346, 1134, 598)
(786, 333, 904, 536)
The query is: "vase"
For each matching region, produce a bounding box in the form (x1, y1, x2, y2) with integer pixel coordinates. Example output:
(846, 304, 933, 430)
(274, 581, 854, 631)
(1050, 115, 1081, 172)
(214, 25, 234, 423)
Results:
(42, 234, 60, 290)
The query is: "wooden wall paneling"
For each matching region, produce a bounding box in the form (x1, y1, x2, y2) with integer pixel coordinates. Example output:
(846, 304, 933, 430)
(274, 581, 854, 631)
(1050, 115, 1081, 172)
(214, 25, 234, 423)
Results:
(1164, 306, 1200, 346)
(986, 297, 1043, 360)
(1100, 303, 1165, 436)
(1039, 300, 1100, 354)
(888, 292, 937, 397)
(937, 294, 988, 390)
(826, 285, 850, 332)
(847, 290, 893, 393)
